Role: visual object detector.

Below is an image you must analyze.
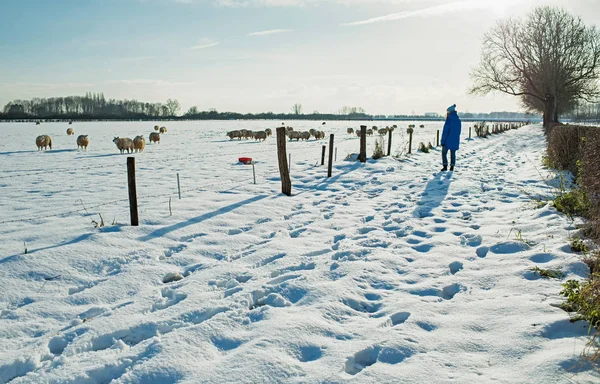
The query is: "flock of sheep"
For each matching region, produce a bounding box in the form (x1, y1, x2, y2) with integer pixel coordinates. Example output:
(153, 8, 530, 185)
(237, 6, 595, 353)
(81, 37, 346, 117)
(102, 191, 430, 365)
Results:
(226, 128, 272, 141)
(226, 127, 328, 142)
(346, 125, 397, 137)
(34, 122, 402, 153)
(34, 124, 168, 153)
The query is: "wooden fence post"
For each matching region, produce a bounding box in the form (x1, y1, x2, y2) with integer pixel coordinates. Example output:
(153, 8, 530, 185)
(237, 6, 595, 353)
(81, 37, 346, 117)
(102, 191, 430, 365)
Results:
(276, 127, 292, 196)
(359, 125, 367, 162)
(469, 127, 472, 139)
(127, 157, 139, 226)
(335, 147, 337, 162)
(321, 145, 326, 166)
(436, 130, 440, 147)
(387, 129, 392, 156)
(328, 134, 334, 178)
(252, 161, 256, 185)
(408, 130, 413, 154)
(177, 173, 181, 199)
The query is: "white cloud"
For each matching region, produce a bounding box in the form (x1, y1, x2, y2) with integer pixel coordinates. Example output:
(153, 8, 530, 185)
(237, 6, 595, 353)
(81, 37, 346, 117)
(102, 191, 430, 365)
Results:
(343, 0, 525, 25)
(190, 42, 219, 50)
(247, 29, 293, 36)
(177, 0, 431, 7)
(104, 79, 193, 86)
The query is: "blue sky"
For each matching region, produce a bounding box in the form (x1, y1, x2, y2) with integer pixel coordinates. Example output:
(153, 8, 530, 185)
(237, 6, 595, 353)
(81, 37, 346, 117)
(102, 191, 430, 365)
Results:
(1, 0, 599, 115)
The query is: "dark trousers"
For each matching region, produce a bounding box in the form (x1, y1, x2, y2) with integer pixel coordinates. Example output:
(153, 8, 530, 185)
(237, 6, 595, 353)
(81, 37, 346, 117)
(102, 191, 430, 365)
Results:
(442, 146, 456, 166)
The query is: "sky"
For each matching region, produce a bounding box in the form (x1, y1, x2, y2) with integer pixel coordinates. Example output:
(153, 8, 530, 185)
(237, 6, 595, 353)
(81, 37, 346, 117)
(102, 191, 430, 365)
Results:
(0, 0, 599, 115)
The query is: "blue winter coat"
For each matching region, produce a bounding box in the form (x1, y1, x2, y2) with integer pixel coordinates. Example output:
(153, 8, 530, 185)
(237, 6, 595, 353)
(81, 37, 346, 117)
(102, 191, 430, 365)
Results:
(441, 112, 462, 150)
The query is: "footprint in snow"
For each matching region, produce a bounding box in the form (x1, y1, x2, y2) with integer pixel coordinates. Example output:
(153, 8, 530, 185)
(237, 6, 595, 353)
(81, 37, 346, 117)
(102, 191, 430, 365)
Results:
(381, 311, 411, 327)
(163, 244, 187, 258)
(344, 345, 415, 375)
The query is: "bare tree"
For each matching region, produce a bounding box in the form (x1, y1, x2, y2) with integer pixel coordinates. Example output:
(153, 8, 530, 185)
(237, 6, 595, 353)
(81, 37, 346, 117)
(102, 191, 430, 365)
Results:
(165, 99, 181, 116)
(291, 103, 302, 115)
(470, 6, 600, 129)
(185, 106, 199, 116)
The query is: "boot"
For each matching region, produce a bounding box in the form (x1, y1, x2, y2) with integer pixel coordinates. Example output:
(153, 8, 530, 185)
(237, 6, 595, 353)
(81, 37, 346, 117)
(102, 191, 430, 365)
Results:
(441, 166, 448, 172)
(449, 166, 454, 171)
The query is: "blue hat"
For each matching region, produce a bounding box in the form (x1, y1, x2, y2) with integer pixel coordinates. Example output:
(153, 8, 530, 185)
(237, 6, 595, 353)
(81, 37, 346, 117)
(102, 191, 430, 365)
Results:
(447, 104, 456, 113)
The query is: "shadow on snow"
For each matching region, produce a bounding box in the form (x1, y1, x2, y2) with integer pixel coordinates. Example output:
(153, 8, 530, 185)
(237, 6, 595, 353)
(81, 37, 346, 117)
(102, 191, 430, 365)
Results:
(138, 194, 268, 241)
(413, 172, 453, 218)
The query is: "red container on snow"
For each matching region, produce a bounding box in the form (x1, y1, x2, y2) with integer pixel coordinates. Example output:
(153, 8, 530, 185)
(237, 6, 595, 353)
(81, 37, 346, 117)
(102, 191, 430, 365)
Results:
(238, 157, 253, 164)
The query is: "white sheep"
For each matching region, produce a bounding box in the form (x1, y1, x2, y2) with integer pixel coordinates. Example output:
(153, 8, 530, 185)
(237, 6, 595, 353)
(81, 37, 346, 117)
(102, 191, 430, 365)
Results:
(159, 126, 167, 133)
(76, 135, 89, 150)
(253, 131, 267, 141)
(149, 132, 160, 143)
(36, 135, 52, 150)
(113, 137, 134, 153)
(133, 135, 146, 152)
(227, 130, 241, 140)
(66, 128, 74, 135)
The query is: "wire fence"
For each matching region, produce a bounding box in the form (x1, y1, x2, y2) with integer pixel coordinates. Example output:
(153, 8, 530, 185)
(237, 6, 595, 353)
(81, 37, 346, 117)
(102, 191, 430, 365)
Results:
(2, 123, 524, 226)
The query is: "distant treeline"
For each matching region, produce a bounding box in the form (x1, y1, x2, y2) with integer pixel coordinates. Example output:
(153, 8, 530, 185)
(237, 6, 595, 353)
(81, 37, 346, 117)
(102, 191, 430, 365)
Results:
(0, 92, 539, 122)
(566, 102, 600, 123)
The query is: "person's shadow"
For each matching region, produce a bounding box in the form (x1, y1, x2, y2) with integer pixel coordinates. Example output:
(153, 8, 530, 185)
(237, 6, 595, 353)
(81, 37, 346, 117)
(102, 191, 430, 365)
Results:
(413, 172, 453, 218)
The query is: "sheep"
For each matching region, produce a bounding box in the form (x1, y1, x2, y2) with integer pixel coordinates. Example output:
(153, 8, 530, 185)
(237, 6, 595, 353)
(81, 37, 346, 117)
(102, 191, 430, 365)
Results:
(253, 131, 267, 141)
(154, 125, 160, 131)
(227, 130, 241, 140)
(76, 135, 89, 150)
(35, 135, 52, 150)
(265, 128, 272, 137)
(379, 128, 389, 136)
(287, 131, 301, 141)
(149, 132, 161, 143)
(314, 131, 325, 140)
(300, 131, 311, 141)
(309, 129, 317, 138)
(286, 127, 294, 132)
(372, 126, 378, 131)
(66, 128, 74, 135)
(347, 128, 354, 134)
(240, 129, 251, 139)
(133, 135, 146, 152)
(366, 129, 373, 136)
(113, 137, 134, 153)
(159, 126, 167, 133)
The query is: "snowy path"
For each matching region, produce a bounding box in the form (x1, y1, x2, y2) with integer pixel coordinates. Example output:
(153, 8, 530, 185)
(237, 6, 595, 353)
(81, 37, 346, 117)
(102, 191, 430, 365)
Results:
(0, 124, 597, 383)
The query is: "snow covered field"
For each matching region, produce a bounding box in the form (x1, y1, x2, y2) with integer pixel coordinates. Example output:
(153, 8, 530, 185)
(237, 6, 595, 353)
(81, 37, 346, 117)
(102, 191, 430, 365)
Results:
(0, 121, 597, 383)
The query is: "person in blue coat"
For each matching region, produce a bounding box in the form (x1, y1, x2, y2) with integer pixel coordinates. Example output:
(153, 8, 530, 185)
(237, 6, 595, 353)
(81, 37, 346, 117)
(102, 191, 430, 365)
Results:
(440, 104, 462, 171)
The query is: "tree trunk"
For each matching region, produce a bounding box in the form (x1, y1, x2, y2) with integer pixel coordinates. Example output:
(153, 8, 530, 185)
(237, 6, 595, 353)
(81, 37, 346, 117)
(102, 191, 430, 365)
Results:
(543, 95, 558, 134)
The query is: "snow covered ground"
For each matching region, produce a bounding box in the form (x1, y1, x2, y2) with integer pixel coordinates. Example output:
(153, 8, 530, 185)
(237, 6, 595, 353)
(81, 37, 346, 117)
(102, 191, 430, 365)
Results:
(0, 121, 597, 383)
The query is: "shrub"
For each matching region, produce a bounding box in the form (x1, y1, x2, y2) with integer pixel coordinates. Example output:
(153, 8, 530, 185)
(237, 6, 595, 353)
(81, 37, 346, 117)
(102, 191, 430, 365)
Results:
(560, 277, 600, 326)
(530, 266, 565, 279)
(546, 125, 590, 175)
(372, 138, 385, 159)
(580, 131, 600, 242)
(570, 236, 590, 253)
(553, 188, 590, 220)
